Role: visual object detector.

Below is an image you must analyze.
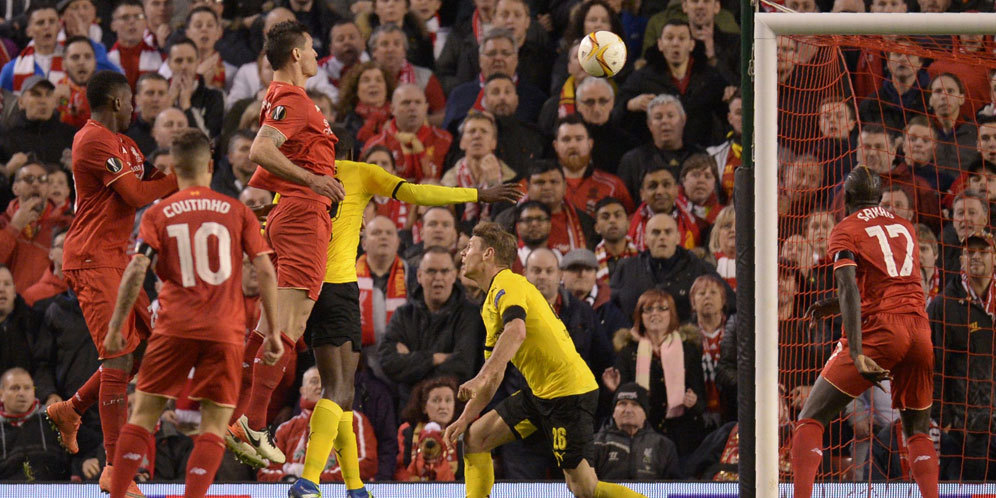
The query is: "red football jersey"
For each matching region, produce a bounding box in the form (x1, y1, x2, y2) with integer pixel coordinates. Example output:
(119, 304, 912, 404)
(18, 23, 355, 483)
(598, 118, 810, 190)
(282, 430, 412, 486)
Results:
(249, 81, 337, 206)
(63, 120, 149, 271)
(827, 206, 927, 319)
(138, 187, 271, 344)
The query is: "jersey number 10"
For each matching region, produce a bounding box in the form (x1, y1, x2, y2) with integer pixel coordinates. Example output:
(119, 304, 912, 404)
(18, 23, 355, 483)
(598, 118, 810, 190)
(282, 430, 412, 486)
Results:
(864, 224, 914, 278)
(166, 222, 233, 287)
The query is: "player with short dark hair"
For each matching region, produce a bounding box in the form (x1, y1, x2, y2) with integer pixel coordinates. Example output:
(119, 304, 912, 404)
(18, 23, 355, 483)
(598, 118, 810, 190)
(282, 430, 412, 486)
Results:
(796, 166, 938, 498)
(223, 15, 346, 479)
(105, 129, 280, 498)
(446, 221, 646, 498)
(45, 69, 178, 495)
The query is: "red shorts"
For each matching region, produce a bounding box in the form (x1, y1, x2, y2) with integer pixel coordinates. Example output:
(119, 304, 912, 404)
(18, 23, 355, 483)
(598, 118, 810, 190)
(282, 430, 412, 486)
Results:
(265, 196, 332, 301)
(65, 267, 153, 360)
(136, 334, 243, 407)
(821, 312, 933, 410)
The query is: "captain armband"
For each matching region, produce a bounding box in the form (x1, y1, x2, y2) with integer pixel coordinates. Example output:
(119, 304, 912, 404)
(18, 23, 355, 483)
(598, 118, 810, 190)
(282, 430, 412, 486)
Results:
(502, 305, 526, 325)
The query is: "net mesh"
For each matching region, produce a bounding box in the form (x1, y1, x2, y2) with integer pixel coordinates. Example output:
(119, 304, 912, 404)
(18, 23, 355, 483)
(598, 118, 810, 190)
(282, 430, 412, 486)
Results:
(776, 33, 996, 482)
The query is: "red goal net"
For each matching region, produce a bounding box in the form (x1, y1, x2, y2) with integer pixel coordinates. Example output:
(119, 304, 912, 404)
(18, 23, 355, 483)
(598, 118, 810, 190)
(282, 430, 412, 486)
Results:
(776, 32, 996, 482)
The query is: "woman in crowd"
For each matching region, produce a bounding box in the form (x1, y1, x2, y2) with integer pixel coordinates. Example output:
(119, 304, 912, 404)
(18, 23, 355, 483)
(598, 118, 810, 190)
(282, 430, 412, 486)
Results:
(602, 289, 706, 457)
(686, 274, 733, 430)
(707, 205, 736, 290)
(337, 61, 397, 144)
(364, 145, 412, 231)
(395, 377, 462, 481)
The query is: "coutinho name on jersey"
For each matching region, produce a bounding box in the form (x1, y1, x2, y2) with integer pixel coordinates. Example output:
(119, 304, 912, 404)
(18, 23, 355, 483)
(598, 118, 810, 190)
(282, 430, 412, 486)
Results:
(162, 198, 233, 218)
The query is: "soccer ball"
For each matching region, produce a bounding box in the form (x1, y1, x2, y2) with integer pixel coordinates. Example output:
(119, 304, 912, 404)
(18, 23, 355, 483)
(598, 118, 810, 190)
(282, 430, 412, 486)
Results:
(578, 30, 627, 78)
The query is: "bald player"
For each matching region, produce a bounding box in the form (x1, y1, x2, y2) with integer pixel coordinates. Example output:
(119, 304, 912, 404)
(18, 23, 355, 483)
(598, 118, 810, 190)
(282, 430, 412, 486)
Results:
(799, 167, 938, 498)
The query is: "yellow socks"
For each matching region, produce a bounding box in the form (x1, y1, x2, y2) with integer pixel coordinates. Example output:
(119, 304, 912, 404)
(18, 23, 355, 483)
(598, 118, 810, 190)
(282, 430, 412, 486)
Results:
(464, 452, 494, 498)
(595, 481, 647, 497)
(333, 411, 364, 490)
(302, 399, 343, 483)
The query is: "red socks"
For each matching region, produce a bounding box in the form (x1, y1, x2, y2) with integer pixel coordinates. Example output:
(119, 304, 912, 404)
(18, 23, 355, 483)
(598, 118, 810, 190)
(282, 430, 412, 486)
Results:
(100, 367, 129, 461)
(907, 433, 939, 498)
(184, 433, 225, 498)
(245, 333, 295, 430)
(791, 418, 825, 498)
(230, 331, 265, 425)
(71, 367, 102, 415)
(110, 423, 153, 498)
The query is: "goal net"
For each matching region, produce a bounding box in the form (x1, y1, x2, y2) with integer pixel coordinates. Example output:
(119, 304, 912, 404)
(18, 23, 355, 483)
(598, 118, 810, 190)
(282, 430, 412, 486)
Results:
(752, 12, 996, 494)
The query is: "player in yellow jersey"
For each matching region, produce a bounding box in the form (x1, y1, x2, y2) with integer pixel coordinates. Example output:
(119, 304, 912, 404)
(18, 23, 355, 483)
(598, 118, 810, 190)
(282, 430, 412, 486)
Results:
(226, 160, 519, 498)
(445, 221, 646, 498)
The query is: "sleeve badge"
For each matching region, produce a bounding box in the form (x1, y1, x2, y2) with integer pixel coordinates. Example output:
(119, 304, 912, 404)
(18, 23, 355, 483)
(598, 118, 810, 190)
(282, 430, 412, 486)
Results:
(106, 157, 124, 173)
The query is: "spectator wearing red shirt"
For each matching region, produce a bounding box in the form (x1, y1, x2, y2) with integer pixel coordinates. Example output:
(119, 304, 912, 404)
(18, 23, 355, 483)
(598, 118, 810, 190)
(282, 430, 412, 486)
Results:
(56, 36, 94, 129)
(362, 84, 453, 183)
(554, 115, 634, 216)
(258, 367, 378, 483)
(0, 161, 71, 292)
(21, 228, 68, 308)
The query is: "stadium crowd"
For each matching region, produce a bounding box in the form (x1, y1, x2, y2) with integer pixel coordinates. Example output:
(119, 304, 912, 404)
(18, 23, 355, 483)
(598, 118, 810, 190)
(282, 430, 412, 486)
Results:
(0, 0, 993, 486)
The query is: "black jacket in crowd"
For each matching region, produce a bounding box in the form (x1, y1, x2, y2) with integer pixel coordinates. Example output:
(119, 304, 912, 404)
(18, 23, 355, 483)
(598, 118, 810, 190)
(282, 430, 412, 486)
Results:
(0, 111, 76, 165)
(617, 142, 703, 202)
(182, 77, 225, 139)
(610, 248, 734, 323)
(378, 284, 485, 396)
(610, 50, 727, 148)
(38, 291, 99, 400)
(928, 277, 996, 437)
(0, 296, 55, 402)
(0, 402, 98, 481)
(592, 420, 681, 480)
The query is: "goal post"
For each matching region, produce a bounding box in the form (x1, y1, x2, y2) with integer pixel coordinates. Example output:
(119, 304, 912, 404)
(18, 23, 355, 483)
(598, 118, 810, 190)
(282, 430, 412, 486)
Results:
(751, 12, 996, 497)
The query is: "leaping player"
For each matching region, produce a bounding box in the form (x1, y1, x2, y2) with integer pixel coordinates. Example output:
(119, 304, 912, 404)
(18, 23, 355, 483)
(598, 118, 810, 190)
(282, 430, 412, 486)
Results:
(797, 167, 938, 498)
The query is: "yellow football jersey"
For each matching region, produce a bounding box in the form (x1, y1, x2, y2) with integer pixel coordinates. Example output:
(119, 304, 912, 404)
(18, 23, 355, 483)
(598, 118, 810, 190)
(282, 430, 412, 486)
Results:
(481, 269, 598, 399)
(322, 160, 477, 283)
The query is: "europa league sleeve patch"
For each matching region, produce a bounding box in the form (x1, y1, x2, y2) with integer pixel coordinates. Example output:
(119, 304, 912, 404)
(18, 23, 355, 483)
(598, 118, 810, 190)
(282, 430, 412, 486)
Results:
(271, 105, 286, 121)
(106, 157, 124, 173)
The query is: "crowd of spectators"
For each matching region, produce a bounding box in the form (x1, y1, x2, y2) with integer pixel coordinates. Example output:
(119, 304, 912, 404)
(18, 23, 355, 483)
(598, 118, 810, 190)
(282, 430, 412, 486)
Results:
(0, 0, 994, 486)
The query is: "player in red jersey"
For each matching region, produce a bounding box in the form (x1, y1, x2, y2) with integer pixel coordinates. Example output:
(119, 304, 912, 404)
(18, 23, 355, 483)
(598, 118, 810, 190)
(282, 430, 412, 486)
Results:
(796, 167, 938, 498)
(225, 19, 347, 468)
(44, 70, 178, 496)
(104, 130, 283, 498)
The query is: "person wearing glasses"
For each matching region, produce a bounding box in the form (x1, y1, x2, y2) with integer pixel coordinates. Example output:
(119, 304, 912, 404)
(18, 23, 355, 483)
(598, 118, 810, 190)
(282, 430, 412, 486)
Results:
(602, 288, 707, 458)
(0, 160, 71, 291)
(108, 0, 164, 91)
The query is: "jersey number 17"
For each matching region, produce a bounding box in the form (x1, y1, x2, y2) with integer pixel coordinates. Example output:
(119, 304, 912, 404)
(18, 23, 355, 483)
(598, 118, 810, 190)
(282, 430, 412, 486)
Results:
(864, 223, 914, 278)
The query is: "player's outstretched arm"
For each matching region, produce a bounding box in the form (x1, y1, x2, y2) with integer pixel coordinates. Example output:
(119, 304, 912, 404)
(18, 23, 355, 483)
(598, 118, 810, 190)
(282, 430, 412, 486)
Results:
(104, 253, 151, 356)
(252, 253, 283, 365)
(394, 181, 522, 206)
(249, 125, 345, 202)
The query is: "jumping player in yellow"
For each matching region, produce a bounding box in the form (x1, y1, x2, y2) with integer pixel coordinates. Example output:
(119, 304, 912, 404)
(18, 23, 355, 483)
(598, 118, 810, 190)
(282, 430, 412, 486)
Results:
(446, 221, 646, 498)
(227, 160, 520, 498)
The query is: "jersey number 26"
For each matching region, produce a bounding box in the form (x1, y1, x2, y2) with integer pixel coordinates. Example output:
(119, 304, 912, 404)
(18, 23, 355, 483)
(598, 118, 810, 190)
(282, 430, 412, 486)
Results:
(166, 222, 233, 287)
(864, 224, 914, 278)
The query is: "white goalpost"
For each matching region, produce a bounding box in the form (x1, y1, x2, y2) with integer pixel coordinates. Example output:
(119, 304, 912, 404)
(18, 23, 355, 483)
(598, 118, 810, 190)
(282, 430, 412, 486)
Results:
(753, 12, 996, 496)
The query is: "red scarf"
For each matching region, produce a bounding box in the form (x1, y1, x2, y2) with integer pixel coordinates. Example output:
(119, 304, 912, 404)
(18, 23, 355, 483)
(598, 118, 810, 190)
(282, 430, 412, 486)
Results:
(961, 270, 996, 319)
(549, 201, 586, 253)
(355, 102, 392, 143)
(373, 196, 410, 230)
(397, 60, 417, 85)
(628, 202, 700, 251)
(452, 157, 504, 221)
(594, 237, 637, 284)
(356, 255, 407, 346)
(381, 119, 442, 182)
(557, 75, 576, 118)
(700, 324, 723, 415)
(12, 41, 64, 92)
(678, 189, 722, 226)
(107, 38, 163, 89)
(208, 54, 226, 89)
(471, 10, 485, 44)
(0, 400, 40, 427)
(714, 251, 736, 290)
(5, 198, 54, 241)
(57, 74, 90, 128)
(720, 133, 742, 200)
